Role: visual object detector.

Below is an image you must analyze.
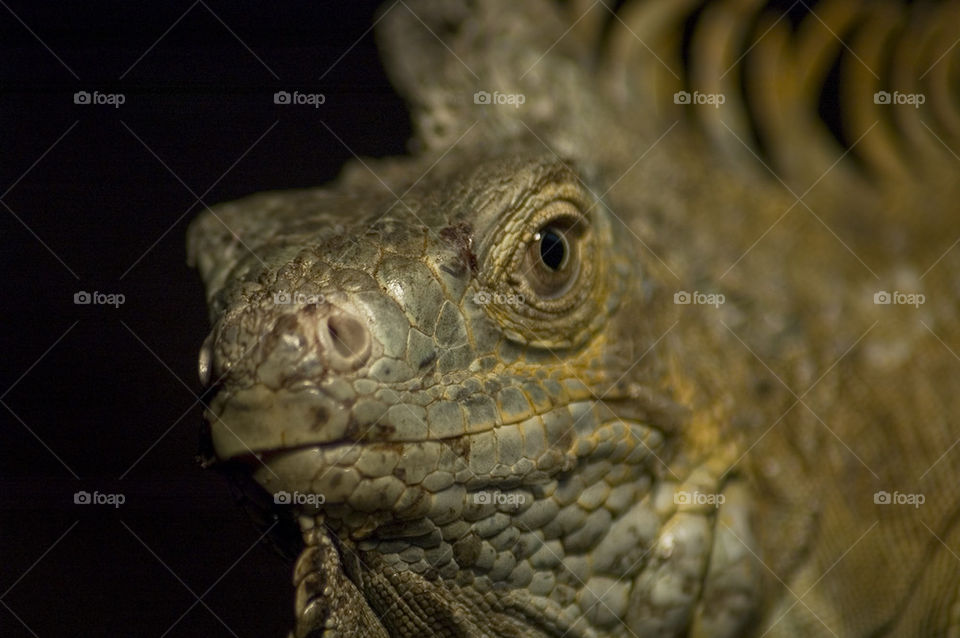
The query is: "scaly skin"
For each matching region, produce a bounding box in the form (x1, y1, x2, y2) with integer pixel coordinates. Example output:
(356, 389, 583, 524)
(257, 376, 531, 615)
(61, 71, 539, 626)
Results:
(189, 1, 960, 636)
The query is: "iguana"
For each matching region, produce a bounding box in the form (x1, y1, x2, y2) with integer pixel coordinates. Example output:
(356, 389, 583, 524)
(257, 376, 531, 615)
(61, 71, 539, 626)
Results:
(186, 1, 960, 636)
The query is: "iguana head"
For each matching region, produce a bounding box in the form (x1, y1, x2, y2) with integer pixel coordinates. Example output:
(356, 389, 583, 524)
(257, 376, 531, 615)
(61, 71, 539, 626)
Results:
(189, 151, 728, 636)
(189, 1, 761, 636)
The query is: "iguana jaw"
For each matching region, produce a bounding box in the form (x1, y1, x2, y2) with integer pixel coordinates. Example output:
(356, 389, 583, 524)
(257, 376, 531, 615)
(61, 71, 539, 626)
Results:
(256, 438, 752, 638)
(205, 367, 746, 637)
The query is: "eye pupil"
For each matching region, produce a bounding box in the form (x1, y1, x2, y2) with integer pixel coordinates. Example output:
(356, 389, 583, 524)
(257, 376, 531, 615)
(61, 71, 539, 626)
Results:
(538, 229, 566, 270)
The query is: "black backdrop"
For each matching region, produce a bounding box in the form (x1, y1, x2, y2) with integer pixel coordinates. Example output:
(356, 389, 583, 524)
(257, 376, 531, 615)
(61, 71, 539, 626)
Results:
(0, 2, 409, 636)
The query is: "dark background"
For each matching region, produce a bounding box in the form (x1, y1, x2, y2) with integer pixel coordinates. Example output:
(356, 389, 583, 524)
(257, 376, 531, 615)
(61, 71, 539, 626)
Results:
(0, 2, 410, 636)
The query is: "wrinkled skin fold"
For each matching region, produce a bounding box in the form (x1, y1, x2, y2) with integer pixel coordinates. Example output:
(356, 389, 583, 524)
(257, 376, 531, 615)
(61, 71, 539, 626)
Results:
(189, 1, 960, 636)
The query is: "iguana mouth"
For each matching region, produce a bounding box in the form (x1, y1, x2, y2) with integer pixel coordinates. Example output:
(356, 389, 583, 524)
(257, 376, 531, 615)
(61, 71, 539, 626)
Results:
(209, 391, 670, 501)
(206, 379, 673, 448)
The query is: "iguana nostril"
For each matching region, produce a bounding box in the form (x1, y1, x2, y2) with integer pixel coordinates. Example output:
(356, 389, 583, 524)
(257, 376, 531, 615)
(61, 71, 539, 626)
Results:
(322, 312, 371, 370)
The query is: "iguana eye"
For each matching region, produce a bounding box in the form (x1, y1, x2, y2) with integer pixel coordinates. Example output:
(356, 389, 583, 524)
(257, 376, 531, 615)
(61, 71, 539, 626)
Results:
(474, 183, 610, 348)
(524, 211, 583, 299)
(536, 228, 567, 270)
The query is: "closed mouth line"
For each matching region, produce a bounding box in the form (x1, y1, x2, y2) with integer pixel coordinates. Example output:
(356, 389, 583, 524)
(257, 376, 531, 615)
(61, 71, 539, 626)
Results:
(215, 396, 662, 473)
